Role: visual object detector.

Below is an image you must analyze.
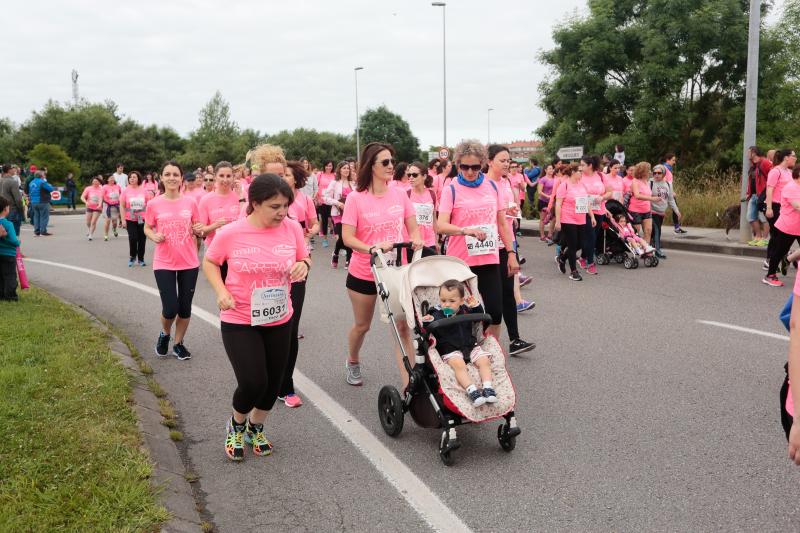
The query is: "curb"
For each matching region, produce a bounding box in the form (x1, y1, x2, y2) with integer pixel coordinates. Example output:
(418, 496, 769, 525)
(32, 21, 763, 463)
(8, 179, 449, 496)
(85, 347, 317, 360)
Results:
(67, 304, 208, 532)
(518, 224, 766, 258)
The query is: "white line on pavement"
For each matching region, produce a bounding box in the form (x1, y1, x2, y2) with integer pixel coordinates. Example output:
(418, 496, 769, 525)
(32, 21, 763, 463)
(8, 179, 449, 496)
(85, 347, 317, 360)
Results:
(666, 249, 764, 263)
(25, 258, 471, 533)
(697, 320, 789, 341)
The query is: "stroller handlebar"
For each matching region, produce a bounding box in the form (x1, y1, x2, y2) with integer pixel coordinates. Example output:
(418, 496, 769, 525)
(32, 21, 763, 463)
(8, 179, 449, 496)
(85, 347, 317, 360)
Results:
(424, 313, 492, 333)
(370, 243, 436, 267)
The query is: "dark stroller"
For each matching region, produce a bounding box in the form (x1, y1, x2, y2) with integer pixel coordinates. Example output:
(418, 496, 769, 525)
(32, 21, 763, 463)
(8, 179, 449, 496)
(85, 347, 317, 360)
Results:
(596, 199, 660, 269)
(371, 244, 521, 466)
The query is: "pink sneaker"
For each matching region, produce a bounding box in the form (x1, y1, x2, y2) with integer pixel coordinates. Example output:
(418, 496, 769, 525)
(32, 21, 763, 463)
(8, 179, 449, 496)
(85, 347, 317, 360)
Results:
(283, 393, 303, 408)
(578, 258, 587, 270)
(762, 275, 784, 287)
(586, 263, 598, 275)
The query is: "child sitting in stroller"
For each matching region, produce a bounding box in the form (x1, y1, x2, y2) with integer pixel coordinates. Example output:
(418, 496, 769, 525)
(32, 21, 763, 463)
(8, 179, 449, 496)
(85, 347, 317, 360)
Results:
(421, 279, 498, 407)
(611, 212, 652, 255)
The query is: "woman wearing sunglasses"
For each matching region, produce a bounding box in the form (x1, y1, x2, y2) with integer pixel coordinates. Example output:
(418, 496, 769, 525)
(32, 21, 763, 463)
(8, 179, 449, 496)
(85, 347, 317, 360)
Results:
(342, 142, 422, 387)
(324, 161, 357, 268)
(436, 140, 519, 343)
(407, 161, 438, 250)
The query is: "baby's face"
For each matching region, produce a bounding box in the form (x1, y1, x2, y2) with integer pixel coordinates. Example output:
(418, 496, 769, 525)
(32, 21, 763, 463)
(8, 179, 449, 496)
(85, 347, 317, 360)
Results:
(439, 287, 464, 312)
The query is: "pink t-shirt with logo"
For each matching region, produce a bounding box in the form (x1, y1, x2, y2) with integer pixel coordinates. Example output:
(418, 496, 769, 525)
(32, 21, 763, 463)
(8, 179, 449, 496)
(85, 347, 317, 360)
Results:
(438, 179, 503, 267)
(509, 172, 525, 202)
(776, 180, 800, 235)
(120, 186, 149, 222)
(495, 178, 516, 250)
(102, 184, 121, 205)
(768, 167, 793, 204)
(142, 181, 158, 197)
(144, 195, 200, 271)
(581, 172, 606, 215)
(622, 177, 633, 194)
(604, 174, 625, 202)
(206, 218, 307, 326)
(316, 172, 336, 202)
(555, 181, 589, 225)
(83, 186, 103, 210)
(198, 190, 240, 245)
(408, 188, 437, 247)
(341, 187, 415, 281)
(628, 180, 653, 214)
(288, 190, 316, 227)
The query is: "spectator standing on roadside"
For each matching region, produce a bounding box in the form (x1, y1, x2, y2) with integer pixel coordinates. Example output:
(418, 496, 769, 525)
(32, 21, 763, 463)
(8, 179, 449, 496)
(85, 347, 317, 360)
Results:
(660, 153, 687, 234)
(649, 165, 679, 259)
(613, 144, 626, 166)
(0, 165, 24, 235)
(746, 146, 772, 246)
(525, 158, 542, 207)
(112, 163, 128, 194)
(65, 173, 77, 210)
(0, 197, 21, 301)
(29, 170, 54, 236)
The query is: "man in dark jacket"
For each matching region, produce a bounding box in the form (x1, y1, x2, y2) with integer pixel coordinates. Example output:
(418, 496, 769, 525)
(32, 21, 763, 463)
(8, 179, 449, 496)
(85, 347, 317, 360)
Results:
(0, 164, 24, 235)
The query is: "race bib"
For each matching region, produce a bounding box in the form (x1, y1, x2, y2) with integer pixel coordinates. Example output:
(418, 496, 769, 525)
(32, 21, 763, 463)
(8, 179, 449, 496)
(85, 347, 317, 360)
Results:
(414, 203, 434, 225)
(109, 192, 120, 202)
(590, 195, 602, 211)
(575, 196, 589, 214)
(250, 286, 289, 326)
(129, 197, 145, 212)
(89, 194, 100, 205)
(383, 249, 399, 267)
(466, 224, 498, 257)
(612, 191, 622, 201)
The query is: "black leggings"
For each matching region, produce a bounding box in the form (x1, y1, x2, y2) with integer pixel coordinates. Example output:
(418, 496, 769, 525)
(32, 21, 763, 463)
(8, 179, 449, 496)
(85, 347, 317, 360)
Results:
(470, 263, 502, 325)
(0, 255, 17, 300)
(153, 268, 199, 320)
(559, 223, 585, 272)
(126, 220, 146, 262)
(498, 248, 520, 341)
(767, 202, 782, 261)
(317, 204, 332, 237)
(280, 281, 306, 396)
(768, 225, 800, 276)
(221, 321, 292, 413)
(333, 222, 353, 263)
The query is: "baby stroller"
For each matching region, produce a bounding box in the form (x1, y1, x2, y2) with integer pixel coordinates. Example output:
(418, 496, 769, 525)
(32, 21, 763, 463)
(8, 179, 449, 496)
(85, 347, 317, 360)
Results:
(371, 243, 520, 466)
(596, 199, 660, 269)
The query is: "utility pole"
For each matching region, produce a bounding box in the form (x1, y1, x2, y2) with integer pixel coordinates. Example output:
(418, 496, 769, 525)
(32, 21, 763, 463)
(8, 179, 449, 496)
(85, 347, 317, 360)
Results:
(432, 2, 447, 149)
(487, 108, 494, 144)
(71, 69, 79, 106)
(740, 0, 761, 243)
(354, 67, 364, 159)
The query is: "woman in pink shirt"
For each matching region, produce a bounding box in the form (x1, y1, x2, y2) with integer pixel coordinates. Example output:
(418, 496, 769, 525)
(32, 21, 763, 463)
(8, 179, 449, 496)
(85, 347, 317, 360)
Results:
(407, 161, 438, 249)
(579, 155, 613, 275)
(484, 145, 535, 355)
(81, 176, 104, 241)
(119, 171, 149, 267)
(143, 172, 159, 198)
(390, 162, 412, 193)
(764, 163, 800, 286)
(603, 159, 625, 203)
(102, 175, 123, 241)
(437, 140, 520, 343)
(324, 161, 357, 268)
(204, 174, 310, 461)
(342, 142, 422, 387)
(144, 161, 204, 361)
(555, 162, 596, 281)
(766, 149, 797, 273)
(629, 162, 660, 244)
(198, 162, 240, 282)
(536, 164, 556, 241)
(316, 160, 336, 247)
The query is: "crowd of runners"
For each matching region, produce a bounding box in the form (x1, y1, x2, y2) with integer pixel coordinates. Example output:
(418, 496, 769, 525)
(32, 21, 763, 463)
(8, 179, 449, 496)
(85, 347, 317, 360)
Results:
(0, 140, 698, 462)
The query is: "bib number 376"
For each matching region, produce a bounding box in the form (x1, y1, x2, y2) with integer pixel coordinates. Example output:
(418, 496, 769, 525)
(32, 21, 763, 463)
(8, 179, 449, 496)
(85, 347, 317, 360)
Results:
(250, 287, 288, 326)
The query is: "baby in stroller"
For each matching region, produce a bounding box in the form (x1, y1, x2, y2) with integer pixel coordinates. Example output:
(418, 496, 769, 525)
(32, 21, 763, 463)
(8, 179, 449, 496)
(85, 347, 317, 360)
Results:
(422, 279, 498, 407)
(611, 212, 653, 255)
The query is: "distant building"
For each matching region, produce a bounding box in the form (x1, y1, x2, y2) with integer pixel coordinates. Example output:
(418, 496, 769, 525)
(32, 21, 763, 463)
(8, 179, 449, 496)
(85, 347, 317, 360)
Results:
(504, 140, 544, 161)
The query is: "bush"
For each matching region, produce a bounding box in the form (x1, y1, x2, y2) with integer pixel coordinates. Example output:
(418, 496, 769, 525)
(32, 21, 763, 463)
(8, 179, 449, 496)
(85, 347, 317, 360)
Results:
(671, 170, 741, 228)
(26, 143, 80, 185)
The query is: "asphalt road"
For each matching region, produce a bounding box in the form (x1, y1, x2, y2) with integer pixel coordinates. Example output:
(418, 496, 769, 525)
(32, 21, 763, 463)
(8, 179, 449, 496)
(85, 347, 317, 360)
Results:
(19, 215, 800, 532)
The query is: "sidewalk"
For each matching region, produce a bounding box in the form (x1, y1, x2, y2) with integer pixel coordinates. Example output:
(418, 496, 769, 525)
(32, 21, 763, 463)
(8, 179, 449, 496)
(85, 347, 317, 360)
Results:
(518, 219, 766, 258)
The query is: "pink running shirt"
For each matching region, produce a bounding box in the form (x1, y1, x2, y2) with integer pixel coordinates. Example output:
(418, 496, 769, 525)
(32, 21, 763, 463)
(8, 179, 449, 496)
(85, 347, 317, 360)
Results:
(144, 195, 200, 271)
(316, 172, 336, 202)
(198, 190, 240, 245)
(205, 217, 307, 326)
(604, 173, 625, 202)
(409, 188, 437, 247)
(555, 181, 589, 225)
(341, 187, 415, 281)
(768, 167, 793, 204)
(102, 184, 121, 205)
(776, 180, 800, 236)
(628, 180, 653, 214)
(438, 179, 503, 267)
(83, 186, 103, 210)
(120, 187, 149, 223)
(581, 172, 607, 215)
(288, 190, 316, 227)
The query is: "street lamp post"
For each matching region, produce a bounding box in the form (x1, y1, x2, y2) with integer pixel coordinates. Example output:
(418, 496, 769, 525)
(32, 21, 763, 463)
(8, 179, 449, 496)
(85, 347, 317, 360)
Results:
(487, 108, 494, 144)
(739, 0, 761, 243)
(354, 67, 364, 159)
(431, 2, 447, 149)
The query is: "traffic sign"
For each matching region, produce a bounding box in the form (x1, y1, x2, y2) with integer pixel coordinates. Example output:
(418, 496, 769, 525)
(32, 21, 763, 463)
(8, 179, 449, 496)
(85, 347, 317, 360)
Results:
(557, 146, 584, 160)
(438, 148, 450, 160)
(50, 191, 62, 201)
(428, 151, 439, 162)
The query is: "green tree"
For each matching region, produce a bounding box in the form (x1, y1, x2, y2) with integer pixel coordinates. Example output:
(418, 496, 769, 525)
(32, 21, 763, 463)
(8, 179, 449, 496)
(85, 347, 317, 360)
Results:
(181, 91, 243, 167)
(266, 128, 355, 166)
(0, 118, 19, 163)
(536, 0, 786, 170)
(27, 143, 80, 184)
(359, 105, 420, 163)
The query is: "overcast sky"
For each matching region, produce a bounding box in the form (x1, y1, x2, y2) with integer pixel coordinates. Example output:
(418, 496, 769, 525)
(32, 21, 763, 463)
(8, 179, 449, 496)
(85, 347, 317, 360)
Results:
(1, 0, 785, 150)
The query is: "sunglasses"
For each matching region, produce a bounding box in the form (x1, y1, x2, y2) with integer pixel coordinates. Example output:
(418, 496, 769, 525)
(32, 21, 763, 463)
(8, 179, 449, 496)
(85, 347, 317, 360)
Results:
(459, 164, 482, 172)
(653, 171, 664, 175)
(204, 178, 214, 182)
(378, 158, 396, 167)
(406, 172, 420, 178)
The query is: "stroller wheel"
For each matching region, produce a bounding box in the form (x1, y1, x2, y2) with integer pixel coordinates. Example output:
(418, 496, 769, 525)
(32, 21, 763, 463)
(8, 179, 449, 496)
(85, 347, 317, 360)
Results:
(439, 428, 460, 466)
(614, 254, 625, 264)
(623, 256, 634, 269)
(632, 258, 640, 269)
(652, 256, 660, 267)
(596, 253, 608, 265)
(378, 386, 405, 437)
(643, 256, 653, 267)
(497, 423, 517, 452)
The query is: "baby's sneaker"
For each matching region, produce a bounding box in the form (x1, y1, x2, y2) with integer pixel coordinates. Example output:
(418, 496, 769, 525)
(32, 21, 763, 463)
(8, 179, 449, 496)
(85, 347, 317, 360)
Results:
(482, 387, 498, 404)
(468, 388, 486, 407)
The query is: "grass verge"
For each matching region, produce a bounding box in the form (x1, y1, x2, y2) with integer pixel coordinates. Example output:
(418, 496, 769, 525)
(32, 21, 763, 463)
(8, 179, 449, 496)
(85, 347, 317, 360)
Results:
(0, 287, 169, 531)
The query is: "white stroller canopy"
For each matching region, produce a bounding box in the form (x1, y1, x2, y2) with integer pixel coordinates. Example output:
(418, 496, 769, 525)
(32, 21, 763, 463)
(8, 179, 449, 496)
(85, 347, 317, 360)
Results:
(399, 256, 478, 329)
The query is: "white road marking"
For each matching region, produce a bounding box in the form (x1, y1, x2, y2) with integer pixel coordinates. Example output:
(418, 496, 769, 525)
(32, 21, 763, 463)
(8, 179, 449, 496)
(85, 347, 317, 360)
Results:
(697, 320, 789, 341)
(25, 258, 471, 533)
(666, 248, 764, 263)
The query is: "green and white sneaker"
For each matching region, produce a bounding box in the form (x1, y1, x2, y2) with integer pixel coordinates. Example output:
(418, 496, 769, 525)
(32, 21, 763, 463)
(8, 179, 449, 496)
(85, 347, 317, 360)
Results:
(245, 420, 273, 457)
(225, 417, 245, 461)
